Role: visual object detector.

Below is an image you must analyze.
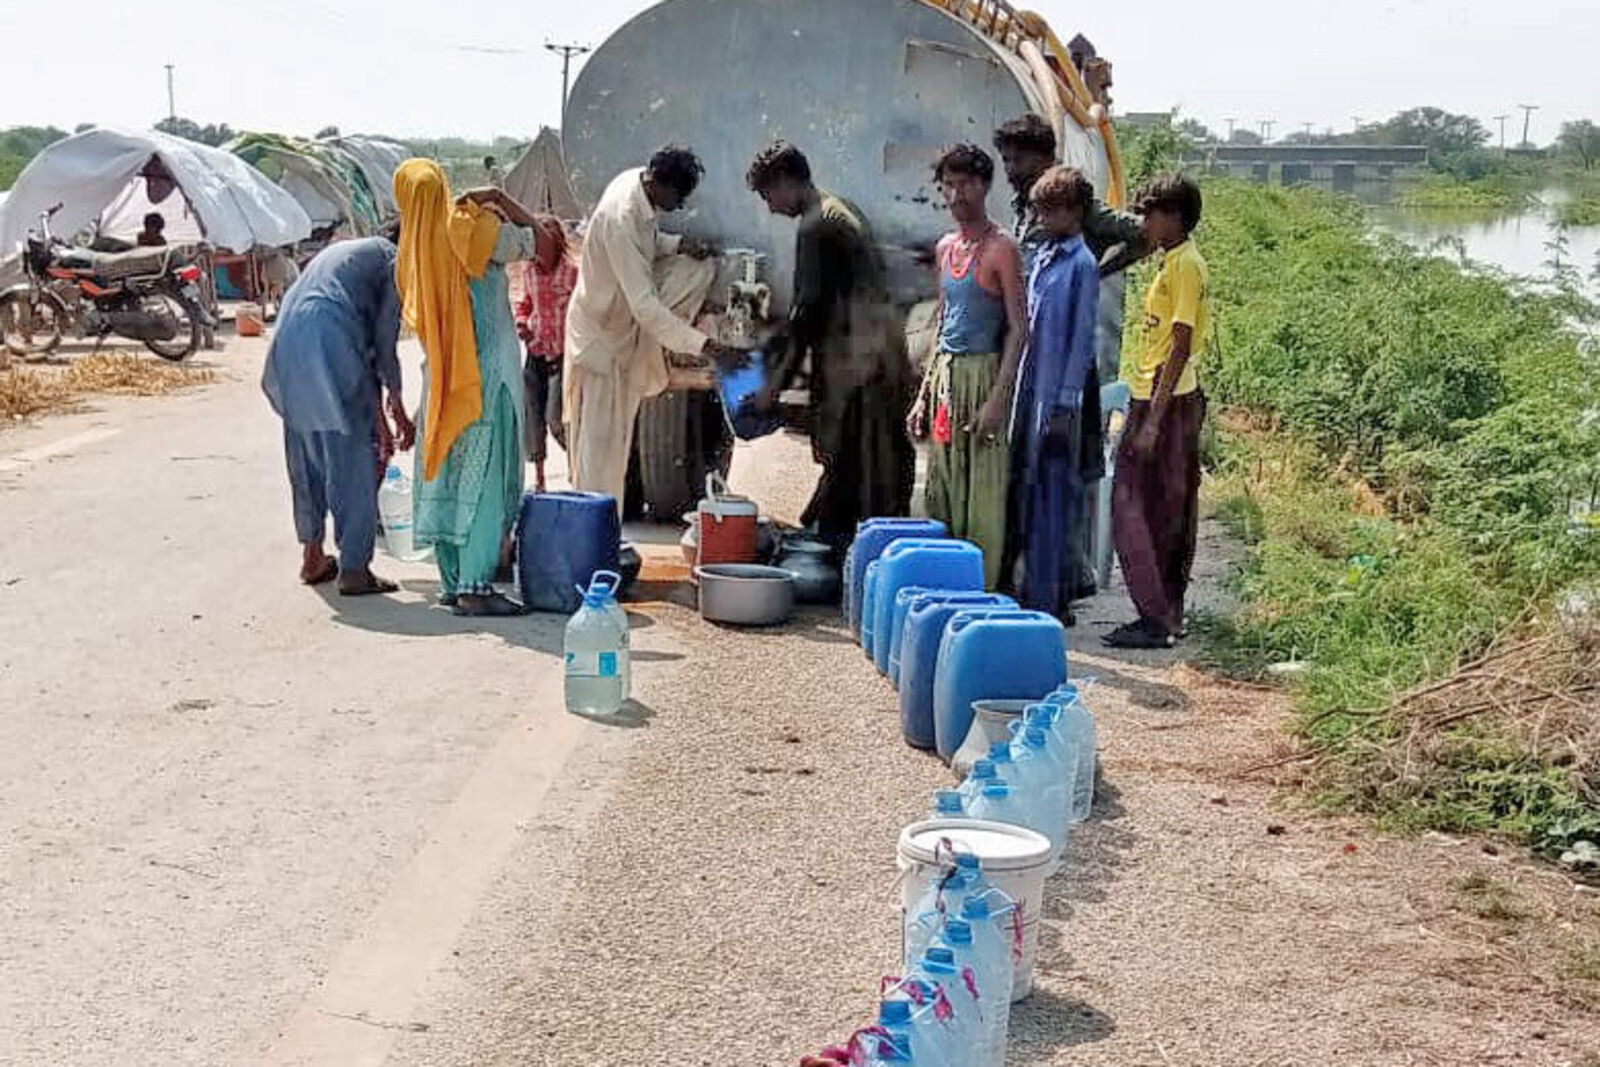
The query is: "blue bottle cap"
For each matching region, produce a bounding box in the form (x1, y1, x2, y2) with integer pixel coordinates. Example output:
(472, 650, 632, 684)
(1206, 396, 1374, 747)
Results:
(961, 895, 993, 921)
(1050, 684, 1080, 704)
(385, 465, 403, 482)
(923, 946, 957, 967)
(879, 999, 913, 1026)
(953, 852, 981, 871)
(982, 782, 1010, 799)
(1024, 726, 1049, 748)
(970, 759, 997, 781)
(944, 918, 974, 945)
(1026, 703, 1058, 725)
(934, 790, 965, 815)
(874, 1035, 912, 1062)
(988, 741, 1013, 764)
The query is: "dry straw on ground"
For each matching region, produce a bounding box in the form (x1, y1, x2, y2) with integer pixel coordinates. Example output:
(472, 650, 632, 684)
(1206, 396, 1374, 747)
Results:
(0, 354, 215, 422)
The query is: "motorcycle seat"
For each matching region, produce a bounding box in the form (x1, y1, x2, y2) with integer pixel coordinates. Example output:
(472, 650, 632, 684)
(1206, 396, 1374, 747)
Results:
(57, 247, 178, 281)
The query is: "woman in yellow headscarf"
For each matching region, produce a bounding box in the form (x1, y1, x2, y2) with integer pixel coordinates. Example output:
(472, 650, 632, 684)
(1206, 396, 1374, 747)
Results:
(394, 159, 551, 616)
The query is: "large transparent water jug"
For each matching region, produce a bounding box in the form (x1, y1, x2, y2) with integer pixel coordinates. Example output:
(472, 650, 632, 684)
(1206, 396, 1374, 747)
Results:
(377, 463, 429, 562)
(1045, 685, 1097, 821)
(958, 758, 1000, 807)
(1008, 724, 1072, 862)
(877, 997, 943, 1067)
(966, 781, 1030, 835)
(564, 584, 627, 717)
(937, 917, 1010, 1067)
(861, 1007, 915, 1065)
(904, 850, 997, 968)
(585, 571, 631, 699)
(956, 897, 1018, 1066)
(914, 947, 981, 1067)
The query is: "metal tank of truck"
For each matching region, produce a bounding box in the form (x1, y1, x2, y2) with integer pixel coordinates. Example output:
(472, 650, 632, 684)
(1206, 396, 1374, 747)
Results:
(564, 0, 1125, 518)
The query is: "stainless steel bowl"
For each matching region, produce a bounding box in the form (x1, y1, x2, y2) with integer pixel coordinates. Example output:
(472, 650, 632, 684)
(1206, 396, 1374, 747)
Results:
(694, 563, 795, 626)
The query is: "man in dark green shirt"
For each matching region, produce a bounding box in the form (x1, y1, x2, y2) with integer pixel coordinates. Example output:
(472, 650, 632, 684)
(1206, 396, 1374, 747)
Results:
(993, 113, 1147, 276)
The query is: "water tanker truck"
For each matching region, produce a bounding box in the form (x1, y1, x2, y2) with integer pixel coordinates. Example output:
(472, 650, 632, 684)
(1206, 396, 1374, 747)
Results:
(564, 0, 1126, 518)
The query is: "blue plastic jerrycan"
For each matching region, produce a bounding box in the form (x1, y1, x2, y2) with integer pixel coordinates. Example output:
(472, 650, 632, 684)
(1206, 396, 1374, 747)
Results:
(518, 490, 620, 614)
(845, 518, 947, 639)
(897, 592, 1017, 749)
(932, 610, 1068, 762)
(869, 540, 985, 674)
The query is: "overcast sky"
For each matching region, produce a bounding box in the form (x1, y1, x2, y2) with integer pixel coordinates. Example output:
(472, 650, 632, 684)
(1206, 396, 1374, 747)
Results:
(0, 0, 1593, 144)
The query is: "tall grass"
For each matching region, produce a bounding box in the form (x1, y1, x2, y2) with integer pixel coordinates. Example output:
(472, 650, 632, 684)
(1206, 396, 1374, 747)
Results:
(1181, 181, 1600, 852)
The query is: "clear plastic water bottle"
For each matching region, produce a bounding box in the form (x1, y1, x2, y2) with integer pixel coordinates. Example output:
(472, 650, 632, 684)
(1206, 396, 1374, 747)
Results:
(585, 571, 631, 701)
(932, 789, 966, 818)
(876, 998, 939, 1067)
(966, 780, 1029, 834)
(898, 979, 954, 1067)
(862, 1006, 915, 1065)
(958, 896, 1018, 1061)
(987, 739, 1015, 773)
(1008, 724, 1072, 863)
(904, 851, 995, 969)
(377, 464, 429, 562)
(1046, 686, 1097, 821)
(914, 947, 981, 1067)
(564, 584, 626, 717)
(938, 918, 1009, 1067)
(958, 759, 1000, 806)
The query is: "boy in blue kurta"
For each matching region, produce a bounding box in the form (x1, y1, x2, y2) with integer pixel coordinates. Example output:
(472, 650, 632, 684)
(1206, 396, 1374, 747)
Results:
(1010, 166, 1103, 621)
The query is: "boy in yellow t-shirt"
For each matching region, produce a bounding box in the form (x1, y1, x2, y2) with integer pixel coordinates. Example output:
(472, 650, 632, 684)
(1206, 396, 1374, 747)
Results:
(1107, 175, 1210, 650)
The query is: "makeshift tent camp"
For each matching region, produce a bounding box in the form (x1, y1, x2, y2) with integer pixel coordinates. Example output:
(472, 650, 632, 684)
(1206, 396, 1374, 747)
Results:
(228, 133, 386, 236)
(0, 127, 311, 257)
(504, 128, 582, 220)
(324, 136, 408, 218)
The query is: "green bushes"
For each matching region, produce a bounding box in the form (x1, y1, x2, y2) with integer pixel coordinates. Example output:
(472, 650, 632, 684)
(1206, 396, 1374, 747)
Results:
(1187, 181, 1600, 850)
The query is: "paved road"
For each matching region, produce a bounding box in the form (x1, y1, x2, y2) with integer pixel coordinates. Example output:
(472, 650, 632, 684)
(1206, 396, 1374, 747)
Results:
(0, 337, 664, 1066)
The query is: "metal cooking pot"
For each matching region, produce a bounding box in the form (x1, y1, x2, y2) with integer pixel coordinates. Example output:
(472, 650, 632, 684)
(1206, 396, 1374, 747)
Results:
(695, 563, 795, 626)
(776, 536, 841, 604)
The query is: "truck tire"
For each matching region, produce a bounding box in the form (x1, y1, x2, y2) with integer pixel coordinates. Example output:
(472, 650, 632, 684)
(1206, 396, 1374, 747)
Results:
(632, 389, 732, 522)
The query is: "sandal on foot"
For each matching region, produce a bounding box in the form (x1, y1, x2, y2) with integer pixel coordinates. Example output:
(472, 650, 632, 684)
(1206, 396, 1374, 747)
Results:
(301, 558, 339, 586)
(339, 573, 400, 597)
(453, 592, 528, 617)
(1103, 620, 1176, 650)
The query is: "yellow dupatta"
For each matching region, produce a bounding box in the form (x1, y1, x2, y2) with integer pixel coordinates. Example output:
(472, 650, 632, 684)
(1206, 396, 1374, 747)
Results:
(393, 159, 502, 480)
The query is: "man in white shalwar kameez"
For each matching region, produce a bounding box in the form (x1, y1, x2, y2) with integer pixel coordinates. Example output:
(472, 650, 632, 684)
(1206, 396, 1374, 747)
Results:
(564, 146, 720, 510)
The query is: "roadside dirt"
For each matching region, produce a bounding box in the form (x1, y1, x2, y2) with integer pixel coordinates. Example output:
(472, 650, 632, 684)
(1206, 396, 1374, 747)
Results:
(388, 433, 1600, 1066)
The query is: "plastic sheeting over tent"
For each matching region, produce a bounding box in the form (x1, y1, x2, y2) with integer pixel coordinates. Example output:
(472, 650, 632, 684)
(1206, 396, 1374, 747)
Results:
(228, 133, 387, 236)
(325, 136, 408, 218)
(504, 128, 582, 220)
(0, 127, 311, 256)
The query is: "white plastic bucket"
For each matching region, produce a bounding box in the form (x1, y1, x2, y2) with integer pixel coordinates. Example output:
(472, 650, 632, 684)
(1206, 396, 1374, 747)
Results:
(897, 818, 1053, 1000)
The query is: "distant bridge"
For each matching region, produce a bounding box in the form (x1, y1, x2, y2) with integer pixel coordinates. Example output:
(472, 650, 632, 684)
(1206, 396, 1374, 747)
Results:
(1184, 144, 1430, 189)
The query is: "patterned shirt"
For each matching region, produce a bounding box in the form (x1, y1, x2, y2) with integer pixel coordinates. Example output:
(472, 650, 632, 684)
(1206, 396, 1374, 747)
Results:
(516, 255, 579, 361)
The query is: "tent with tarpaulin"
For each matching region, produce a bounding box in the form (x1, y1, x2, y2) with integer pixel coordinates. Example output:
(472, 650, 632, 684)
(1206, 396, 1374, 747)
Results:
(504, 128, 582, 220)
(0, 127, 313, 314)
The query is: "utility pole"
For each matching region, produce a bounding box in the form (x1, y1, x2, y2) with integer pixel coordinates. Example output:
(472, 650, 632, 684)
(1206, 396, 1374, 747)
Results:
(1351, 115, 1363, 133)
(1494, 114, 1510, 153)
(1301, 122, 1314, 141)
(1517, 103, 1539, 149)
(164, 63, 176, 124)
(544, 41, 592, 132)
(1224, 117, 1237, 141)
(1260, 120, 1276, 143)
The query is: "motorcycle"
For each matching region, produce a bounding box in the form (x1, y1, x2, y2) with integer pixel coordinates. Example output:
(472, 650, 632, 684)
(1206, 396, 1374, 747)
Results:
(0, 204, 212, 362)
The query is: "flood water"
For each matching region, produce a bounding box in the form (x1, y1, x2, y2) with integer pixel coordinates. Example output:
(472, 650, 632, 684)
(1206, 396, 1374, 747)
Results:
(1368, 188, 1600, 302)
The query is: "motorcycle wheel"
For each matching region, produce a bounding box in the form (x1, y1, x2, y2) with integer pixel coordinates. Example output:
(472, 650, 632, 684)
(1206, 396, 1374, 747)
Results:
(142, 291, 202, 362)
(0, 290, 66, 360)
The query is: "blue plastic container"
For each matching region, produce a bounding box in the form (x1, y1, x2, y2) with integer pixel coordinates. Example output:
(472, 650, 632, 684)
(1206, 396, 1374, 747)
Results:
(869, 540, 985, 674)
(932, 610, 1068, 762)
(517, 491, 621, 614)
(897, 592, 1017, 748)
(861, 559, 885, 663)
(888, 588, 1015, 687)
(717, 349, 782, 440)
(845, 518, 947, 640)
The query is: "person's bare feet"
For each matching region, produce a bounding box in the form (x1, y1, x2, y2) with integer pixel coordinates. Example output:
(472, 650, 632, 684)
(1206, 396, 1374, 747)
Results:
(300, 544, 337, 585)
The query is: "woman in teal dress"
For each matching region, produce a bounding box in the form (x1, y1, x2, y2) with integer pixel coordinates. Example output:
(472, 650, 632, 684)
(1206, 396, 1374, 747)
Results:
(394, 159, 555, 617)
